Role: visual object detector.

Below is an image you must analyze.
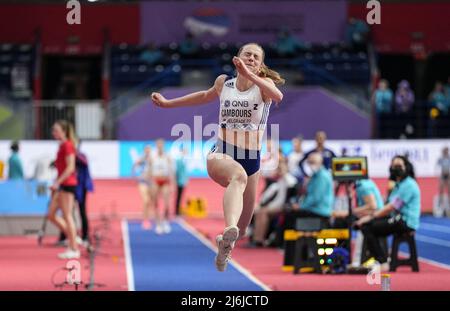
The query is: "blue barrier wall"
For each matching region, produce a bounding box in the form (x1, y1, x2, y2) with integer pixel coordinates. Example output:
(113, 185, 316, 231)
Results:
(0, 180, 49, 216)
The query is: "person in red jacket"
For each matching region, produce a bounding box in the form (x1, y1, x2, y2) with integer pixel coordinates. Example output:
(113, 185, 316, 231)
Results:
(47, 120, 80, 259)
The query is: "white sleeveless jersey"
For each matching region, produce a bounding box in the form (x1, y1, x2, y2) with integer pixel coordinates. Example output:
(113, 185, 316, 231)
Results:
(152, 154, 171, 177)
(219, 77, 271, 131)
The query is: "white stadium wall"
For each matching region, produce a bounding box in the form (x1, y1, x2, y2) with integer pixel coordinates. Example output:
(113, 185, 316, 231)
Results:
(0, 140, 119, 179)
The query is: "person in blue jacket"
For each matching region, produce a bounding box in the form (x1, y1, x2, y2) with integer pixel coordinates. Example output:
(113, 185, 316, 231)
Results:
(286, 152, 334, 229)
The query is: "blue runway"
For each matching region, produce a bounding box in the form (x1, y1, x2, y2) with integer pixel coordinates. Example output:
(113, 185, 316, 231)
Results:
(124, 220, 266, 291)
(399, 216, 450, 267)
(123, 215, 450, 291)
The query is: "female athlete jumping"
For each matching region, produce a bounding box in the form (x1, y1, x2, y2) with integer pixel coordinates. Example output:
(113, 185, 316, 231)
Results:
(151, 43, 284, 271)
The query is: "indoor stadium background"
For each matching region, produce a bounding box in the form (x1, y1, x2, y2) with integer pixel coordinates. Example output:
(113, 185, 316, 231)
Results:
(0, 0, 450, 291)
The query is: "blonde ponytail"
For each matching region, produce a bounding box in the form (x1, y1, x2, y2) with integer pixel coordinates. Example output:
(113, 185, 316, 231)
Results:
(56, 120, 77, 146)
(259, 63, 285, 85)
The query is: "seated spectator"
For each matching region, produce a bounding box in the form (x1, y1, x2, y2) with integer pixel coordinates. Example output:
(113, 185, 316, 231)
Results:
(333, 178, 385, 266)
(275, 28, 305, 57)
(285, 152, 334, 229)
(395, 80, 415, 114)
(429, 81, 449, 115)
(355, 155, 421, 271)
(249, 160, 297, 248)
(332, 178, 384, 226)
(179, 32, 199, 56)
(139, 42, 163, 65)
(353, 179, 384, 218)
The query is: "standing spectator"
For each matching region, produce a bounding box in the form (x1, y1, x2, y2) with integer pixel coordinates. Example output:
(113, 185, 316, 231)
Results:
(394, 80, 415, 138)
(287, 136, 304, 183)
(299, 131, 336, 176)
(74, 142, 94, 245)
(8, 141, 24, 180)
(437, 147, 450, 208)
(175, 146, 189, 216)
(429, 82, 449, 115)
(373, 79, 393, 137)
(395, 80, 415, 113)
(373, 79, 393, 114)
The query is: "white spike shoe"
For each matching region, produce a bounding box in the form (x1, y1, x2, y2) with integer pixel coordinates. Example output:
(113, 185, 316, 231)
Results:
(215, 226, 239, 272)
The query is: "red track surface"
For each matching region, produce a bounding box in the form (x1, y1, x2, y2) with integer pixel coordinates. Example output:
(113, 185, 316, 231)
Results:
(0, 217, 128, 291)
(0, 178, 447, 291)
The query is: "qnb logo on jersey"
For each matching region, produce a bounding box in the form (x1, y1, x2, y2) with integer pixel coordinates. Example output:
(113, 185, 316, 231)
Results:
(223, 100, 249, 107)
(223, 100, 249, 108)
(232, 100, 249, 107)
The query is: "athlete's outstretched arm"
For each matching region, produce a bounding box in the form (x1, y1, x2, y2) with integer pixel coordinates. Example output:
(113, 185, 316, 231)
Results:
(151, 75, 227, 108)
(233, 57, 283, 103)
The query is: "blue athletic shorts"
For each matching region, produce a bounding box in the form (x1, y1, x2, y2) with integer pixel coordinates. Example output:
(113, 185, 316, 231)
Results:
(209, 139, 260, 176)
